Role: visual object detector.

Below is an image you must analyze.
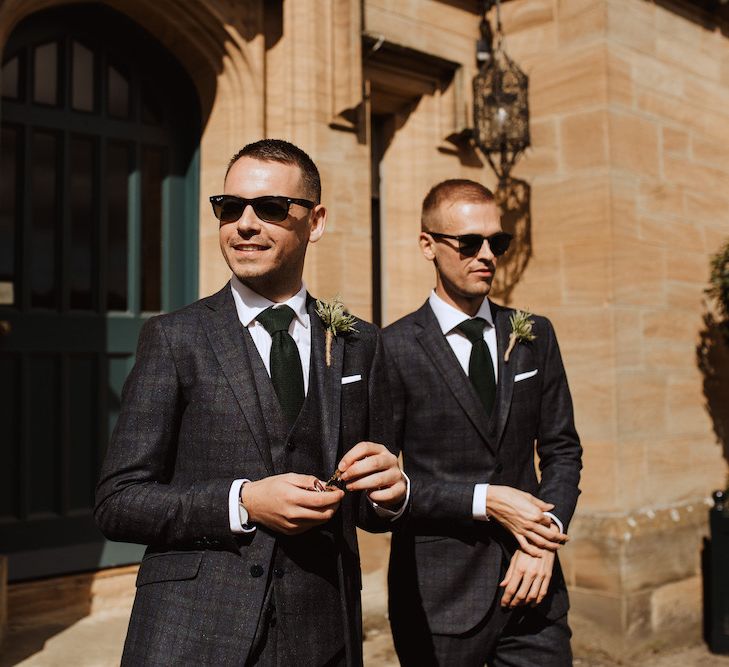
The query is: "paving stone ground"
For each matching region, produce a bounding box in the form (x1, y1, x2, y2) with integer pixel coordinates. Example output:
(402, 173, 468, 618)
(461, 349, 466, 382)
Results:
(2, 608, 729, 666)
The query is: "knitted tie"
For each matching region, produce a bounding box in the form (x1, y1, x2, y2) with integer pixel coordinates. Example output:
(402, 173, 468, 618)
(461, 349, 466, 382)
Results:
(456, 317, 496, 416)
(256, 305, 305, 426)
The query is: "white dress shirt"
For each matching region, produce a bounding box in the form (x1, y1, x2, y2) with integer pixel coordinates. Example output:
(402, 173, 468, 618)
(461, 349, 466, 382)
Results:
(230, 276, 311, 392)
(228, 276, 408, 532)
(428, 291, 563, 534)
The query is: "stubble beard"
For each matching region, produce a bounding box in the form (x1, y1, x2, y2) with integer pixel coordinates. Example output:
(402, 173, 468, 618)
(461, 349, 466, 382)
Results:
(223, 246, 307, 301)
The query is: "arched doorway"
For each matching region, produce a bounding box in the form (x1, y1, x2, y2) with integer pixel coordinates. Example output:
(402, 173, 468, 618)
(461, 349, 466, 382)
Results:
(0, 3, 200, 581)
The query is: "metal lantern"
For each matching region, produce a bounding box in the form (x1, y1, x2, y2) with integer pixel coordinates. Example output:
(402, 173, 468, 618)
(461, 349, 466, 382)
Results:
(472, 0, 530, 181)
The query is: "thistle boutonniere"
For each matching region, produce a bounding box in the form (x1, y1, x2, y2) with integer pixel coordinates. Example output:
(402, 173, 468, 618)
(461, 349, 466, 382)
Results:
(504, 309, 536, 363)
(315, 295, 358, 367)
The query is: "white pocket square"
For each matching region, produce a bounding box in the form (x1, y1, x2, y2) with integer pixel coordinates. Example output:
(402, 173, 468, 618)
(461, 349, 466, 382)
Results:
(514, 369, 538, 382)
(341, 374, 362, 385)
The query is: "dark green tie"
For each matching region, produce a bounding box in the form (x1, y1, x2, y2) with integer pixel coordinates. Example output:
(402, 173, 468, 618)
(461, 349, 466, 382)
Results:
(256, 305, 305, 426)
(456, 317, 496, 416)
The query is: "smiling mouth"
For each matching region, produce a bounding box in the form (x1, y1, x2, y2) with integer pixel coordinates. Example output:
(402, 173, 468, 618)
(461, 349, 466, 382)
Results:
(232, 243, 269, 252)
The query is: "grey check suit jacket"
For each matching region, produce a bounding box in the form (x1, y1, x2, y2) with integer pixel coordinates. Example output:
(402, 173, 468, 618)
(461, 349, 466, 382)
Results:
(95, 283, 395, 666)
(384, 300, 582, 636)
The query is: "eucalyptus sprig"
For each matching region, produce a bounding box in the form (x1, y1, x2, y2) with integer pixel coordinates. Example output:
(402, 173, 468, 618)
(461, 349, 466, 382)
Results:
(504, 309, 536, 362)
(315, 295, 358, 366)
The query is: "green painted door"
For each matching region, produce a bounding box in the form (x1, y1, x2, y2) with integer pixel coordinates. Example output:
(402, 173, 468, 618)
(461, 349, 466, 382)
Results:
(0, 4, 200, 581)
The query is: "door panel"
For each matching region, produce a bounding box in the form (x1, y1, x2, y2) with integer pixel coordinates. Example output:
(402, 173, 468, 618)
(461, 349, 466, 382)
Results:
(0, 4, 200, 581)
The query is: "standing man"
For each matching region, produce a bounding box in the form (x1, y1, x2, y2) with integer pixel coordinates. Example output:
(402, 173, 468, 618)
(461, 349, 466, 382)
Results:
(385, 179, 582, 666)
(96, 139, 408, 666)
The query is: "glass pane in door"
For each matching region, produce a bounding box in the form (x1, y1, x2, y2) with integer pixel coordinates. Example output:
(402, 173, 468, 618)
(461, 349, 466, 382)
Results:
(33, 42, 58, 106)
(71, 42, 94, 112)
(69, 136, 95, 310)
(140, 146, 165, 312)
(0, 124, 18, 305)
(106, 142, 129, 311)
(1, 56, 21, 100)
(107, 64, 129, 119)
(30, 131, 59, 309)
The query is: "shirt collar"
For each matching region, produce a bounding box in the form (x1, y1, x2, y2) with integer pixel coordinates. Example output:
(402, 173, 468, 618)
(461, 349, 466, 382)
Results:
(428, 290, 494, 335)
(230, 275, 309, 329)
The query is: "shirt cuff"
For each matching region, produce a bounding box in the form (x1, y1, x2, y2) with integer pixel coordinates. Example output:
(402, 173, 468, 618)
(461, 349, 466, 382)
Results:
(473, 483, 490, 521)
(368, 472, 410, 521)
(229, 479, 256, 533)
(543, 511, 564, 534)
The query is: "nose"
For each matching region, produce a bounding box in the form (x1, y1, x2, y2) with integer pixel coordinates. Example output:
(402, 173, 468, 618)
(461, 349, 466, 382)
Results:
(235, 203, 261, 234)
(476, 237, 495, 261)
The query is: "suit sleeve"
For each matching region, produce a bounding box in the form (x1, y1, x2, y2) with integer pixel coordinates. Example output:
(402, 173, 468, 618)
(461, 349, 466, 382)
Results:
(356, 329, 409, 532)
(535, 319, 583, 532)
(94, 317, 235, 549)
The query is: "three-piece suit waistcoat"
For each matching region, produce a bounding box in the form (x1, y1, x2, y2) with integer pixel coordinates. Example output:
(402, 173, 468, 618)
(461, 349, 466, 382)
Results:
(242, 328, 345, 659)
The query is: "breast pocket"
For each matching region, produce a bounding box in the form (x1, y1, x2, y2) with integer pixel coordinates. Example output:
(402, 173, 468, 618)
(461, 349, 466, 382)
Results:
(341, 375, 368, 446)
(512, 368, 540, 400)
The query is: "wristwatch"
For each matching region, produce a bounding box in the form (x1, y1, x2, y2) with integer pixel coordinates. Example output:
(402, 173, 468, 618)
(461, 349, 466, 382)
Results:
(238, 482, 251, 527)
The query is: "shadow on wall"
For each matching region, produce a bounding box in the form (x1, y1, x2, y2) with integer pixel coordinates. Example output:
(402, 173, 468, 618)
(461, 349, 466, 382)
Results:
(491, 177, 532, 306)
(696, 311, 729, 473)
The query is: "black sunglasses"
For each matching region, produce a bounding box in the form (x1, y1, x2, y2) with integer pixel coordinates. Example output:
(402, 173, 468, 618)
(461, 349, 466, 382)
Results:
(209, 194, 315, 224)
(427, 231, 513, 257)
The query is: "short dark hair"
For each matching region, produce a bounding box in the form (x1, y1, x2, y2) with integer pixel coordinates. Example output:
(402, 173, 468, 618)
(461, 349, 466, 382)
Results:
(225, 138, 321, 203)
(421, 179, 495, 230)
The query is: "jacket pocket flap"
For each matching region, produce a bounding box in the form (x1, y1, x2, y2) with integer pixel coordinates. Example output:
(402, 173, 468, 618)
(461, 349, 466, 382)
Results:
(136, 551, 203, 587)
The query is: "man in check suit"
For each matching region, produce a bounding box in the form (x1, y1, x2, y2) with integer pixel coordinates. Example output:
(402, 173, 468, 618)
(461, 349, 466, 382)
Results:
(384, 179, 582, 666)
(95, 139, 408, 666)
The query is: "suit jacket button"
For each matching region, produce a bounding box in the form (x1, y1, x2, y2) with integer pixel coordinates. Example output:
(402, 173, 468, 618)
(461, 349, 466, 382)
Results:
(250, 564, 264, 578)
(273, 568, 285, 578)
(286, 442, 296, 451)
(495, 462, 504, 473)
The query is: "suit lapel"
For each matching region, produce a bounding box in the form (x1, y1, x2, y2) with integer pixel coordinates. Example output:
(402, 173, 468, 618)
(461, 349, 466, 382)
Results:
(414, 302, 496, 456)
(201, 283, 275, 475)
(308, 297, 344, 476)
(493, 302, 516, 450)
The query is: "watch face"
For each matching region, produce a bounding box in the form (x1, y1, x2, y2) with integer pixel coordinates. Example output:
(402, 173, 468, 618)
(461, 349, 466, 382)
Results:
(238, 502, 249, 526)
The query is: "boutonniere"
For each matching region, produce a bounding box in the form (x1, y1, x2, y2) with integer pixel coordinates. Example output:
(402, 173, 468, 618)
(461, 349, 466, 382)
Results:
(315, 295, 358, 367)
(504, 309, 536, 362)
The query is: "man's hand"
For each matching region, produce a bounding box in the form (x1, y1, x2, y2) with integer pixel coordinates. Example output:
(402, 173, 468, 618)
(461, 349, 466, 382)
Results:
(500, 547, 555, 608)
(338, 441, 407, 510)
(487, 485, 568, 557)
(241, 473, 344, 535)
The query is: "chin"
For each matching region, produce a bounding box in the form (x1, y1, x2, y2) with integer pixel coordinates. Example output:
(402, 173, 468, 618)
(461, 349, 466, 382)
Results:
(463, 283, 492, 298)
(224, 254, 267, 275)
(231, 267, 269, 283)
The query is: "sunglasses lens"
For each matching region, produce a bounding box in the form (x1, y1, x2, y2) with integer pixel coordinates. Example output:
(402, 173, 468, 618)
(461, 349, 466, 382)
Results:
(489, 233, 511, 256)
(253, 197, 288, 222)
(459, 235, 484, 256)
(219, 200, 245, 223)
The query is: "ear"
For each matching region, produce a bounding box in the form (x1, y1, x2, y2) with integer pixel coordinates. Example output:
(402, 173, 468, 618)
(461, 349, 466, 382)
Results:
(308, 204, 327, 244)
(419, 231, 436, 262)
